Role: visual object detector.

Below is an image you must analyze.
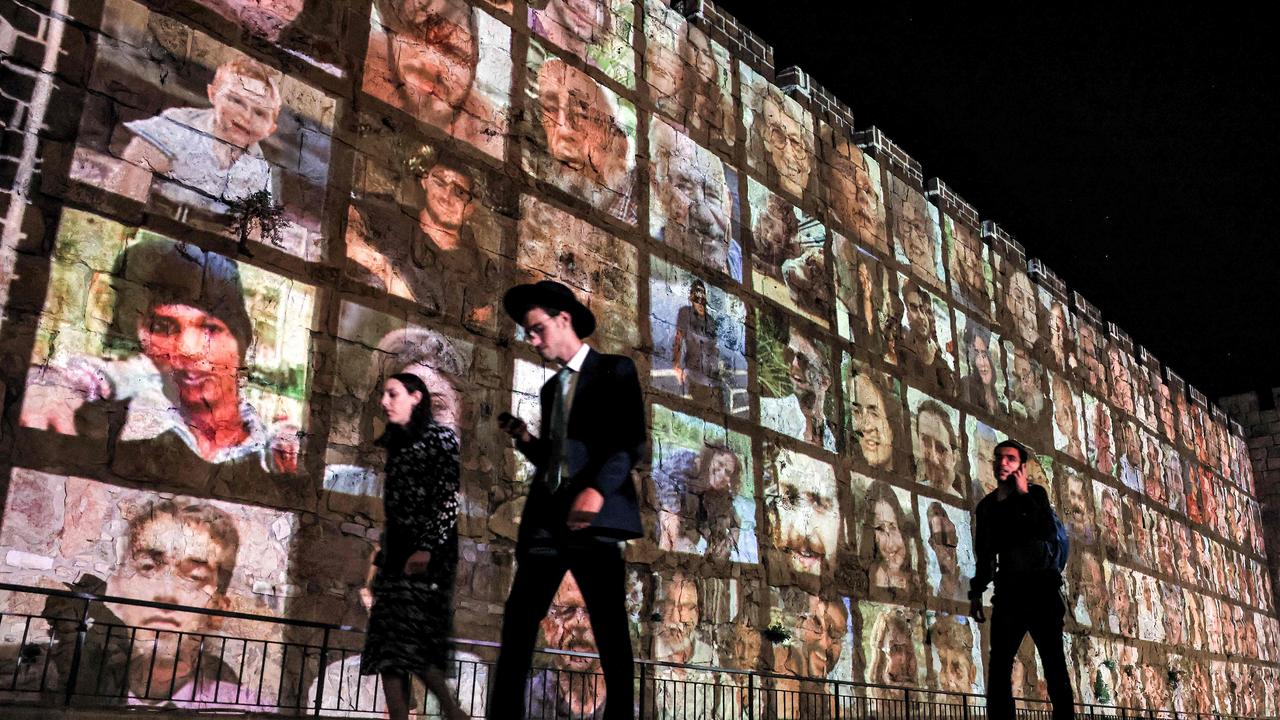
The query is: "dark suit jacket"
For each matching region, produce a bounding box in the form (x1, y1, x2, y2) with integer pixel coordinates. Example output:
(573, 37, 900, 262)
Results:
(515, 348, 646, 551)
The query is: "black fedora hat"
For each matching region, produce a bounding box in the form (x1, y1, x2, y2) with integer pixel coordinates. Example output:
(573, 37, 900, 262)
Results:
(503, 280, 597, 339)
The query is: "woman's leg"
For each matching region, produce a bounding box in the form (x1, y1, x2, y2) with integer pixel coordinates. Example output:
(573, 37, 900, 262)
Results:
(424, 667, 468, 720)
(381, 672, 411, 720)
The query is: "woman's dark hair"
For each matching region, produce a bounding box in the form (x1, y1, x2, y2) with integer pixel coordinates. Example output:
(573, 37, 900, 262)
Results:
(375, 373, 435, 449)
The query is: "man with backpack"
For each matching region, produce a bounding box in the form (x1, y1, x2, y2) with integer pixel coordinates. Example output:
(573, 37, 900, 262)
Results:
(969, 439, 1076, 720)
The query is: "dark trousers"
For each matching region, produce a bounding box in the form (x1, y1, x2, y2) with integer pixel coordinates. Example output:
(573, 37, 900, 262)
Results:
(986, 586, 1075, 720)
(489, 542, 634, 719)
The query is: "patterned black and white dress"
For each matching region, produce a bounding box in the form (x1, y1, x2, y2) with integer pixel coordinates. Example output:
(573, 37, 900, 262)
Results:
(360, 422, 461, 678)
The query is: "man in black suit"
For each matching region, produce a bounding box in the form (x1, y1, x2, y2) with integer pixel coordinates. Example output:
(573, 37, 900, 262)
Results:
(490, 280, 645, 720)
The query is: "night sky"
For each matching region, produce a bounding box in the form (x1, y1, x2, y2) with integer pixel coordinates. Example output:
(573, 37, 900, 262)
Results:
(717, 2, 1279, 401)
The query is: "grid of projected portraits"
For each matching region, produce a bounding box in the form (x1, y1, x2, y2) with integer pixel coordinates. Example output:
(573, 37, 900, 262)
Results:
(3, 0, 1274, 715)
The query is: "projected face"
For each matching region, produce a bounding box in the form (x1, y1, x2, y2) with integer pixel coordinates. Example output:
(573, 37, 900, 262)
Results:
(772, 465, 840, 577)
(533, 0, 608, 58)
(1004, 270, 1038, 347)
(542, 573, 599, 674)
(386, 1, 478, 127)
(848, 371, 895, 468)
(650, 121, 735, 275)
(141, 304, 244, 415)
(109, 506, 237, 634)
(654, 572, 700, 664)
(538, 59, 615, 173)
(763, 87, 813, 198)
(207, 65, 283, 150)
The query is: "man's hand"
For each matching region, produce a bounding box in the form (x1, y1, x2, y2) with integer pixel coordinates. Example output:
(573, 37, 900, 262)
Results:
(498, 413, 532, 444)
(969, 598, 986, 623)
(403, 550, 431, 576)
(567, 487, 605, 530)
(1012, 464, 1029, 495)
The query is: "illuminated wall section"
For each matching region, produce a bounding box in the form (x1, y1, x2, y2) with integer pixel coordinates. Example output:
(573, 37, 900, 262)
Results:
(0, 0, 1275, 716)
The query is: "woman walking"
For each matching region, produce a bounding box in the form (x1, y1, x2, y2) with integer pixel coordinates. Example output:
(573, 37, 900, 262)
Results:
(361, 373, 467, 720)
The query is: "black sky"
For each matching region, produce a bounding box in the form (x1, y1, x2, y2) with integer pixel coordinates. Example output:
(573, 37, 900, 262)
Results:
(716, 2, 1279, 400)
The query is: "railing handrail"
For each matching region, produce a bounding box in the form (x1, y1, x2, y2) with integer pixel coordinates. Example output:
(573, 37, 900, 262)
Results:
(0, 580, 1263, 718)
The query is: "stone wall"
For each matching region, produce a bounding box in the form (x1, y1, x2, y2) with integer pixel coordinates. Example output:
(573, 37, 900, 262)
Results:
(1220, 389, 1280, 618)
(0, 0, 1276, 716)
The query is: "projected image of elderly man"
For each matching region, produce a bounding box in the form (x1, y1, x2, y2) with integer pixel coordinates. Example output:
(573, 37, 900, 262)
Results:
(21, 237, 297, 476)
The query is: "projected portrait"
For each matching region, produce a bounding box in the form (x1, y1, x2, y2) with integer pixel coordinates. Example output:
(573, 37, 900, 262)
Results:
(525, 571, 643, 719)
(1104, 562, 1137, 639)
(1049, 373, 1085, 460)
(1134, 367, 1159, 431)
(649, 258, 748, 415)
(1041, 293, 1075, 372)
(20, 212, 313, 497)
(69, 3, 334, 260)
(1061, 467, 1095, 547)
(1094, 482, 1124, 559)
(907, 388, 963, 498)
(887, 175, 943, 290)
(927, 613, 983, 695)
(0, 469, 313, 708)
(517, 194, 640, 354)
(957, 313, 1006, 416)
(651, 405, 756, 563)
(965, 418, 1000, 500)
(766, 588, 852, 698)
(748, 178, 831, 326)
(188, 0, 349, 70)
(649, 119, 743, 281)
(1083, 394, 1115, 477)
(852, 475, 922, 601)
(1005, 341, 1045, 425)
(345, 133, 508, 330)
(919, 501, 974, 602)
(842, 357, 903, 471)
(362, 0, 510, 158)
(650, 570, 713, 667)
(742, 63, 814, 201)
(1116, 419, 1143, 493)
(529, 0, 635, 87)
(644, 0, 735, 151)
(524, 51, 638, 222)
(945, 215, 994, 318)
(1136, 573, 1165, 643)
(898, 275, 955, 384)
(757, 308, 837, 451)
(1000, 263, 1039, 350)
(1107, 345, 1136, 415)
(1070, 551, 1106, 629)
(323, 302, 499, 508)
(833, 233, 896, 353)
(1075, 319, 1106, 395)
(857, 602, 924, 688)
(819, 122, 888, 253)
(763, 443, 839, 587)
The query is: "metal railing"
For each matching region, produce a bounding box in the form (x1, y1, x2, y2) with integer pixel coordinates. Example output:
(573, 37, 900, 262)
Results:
(0, 582, 1258, 718)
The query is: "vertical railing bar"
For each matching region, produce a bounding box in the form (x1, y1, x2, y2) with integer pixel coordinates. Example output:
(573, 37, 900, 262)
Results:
(11, 613, 31, 691)
(278, 641, 290, 709)
(93, 623, 115, 696)
(142, 631, 161, 701)
(61, 597, 92, 706)
(313, 627, 330, 716)
(255, 638, 270, 707)
(294, 639, 309, 711)
(118, 627, 138, 702)
(166, 630, 184, 701)
(190, 633, 207, 705)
